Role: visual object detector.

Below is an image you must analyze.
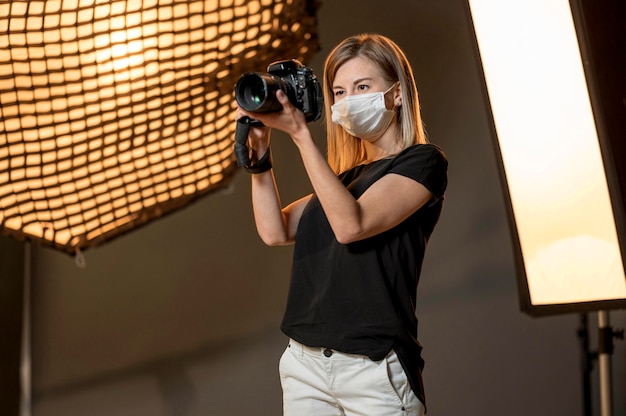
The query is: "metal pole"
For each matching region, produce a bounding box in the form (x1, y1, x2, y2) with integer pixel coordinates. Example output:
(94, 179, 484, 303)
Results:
(578, 313, 594, 416)
(597, 310, 613, 416)
(20, 242, 31, 416)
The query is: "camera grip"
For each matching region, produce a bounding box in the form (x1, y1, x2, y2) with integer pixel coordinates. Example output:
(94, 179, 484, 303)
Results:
(234, 116, 265, 167)
(234, 117, 252, 167)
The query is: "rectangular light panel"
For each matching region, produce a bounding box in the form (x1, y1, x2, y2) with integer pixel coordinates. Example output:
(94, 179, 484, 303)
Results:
(468, 0, 626, 311)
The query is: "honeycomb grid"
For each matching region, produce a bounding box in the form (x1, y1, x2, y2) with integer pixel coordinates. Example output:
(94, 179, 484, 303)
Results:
(0, 0, 319, 254)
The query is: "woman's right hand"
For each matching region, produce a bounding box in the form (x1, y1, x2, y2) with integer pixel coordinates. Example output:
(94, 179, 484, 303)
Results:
(235, 107, 271, 156)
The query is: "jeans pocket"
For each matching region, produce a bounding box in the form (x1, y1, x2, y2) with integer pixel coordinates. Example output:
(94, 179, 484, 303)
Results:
(384, 350, 410, 405)
(278, 344, 291, 378)
(384, 350, 425, 415)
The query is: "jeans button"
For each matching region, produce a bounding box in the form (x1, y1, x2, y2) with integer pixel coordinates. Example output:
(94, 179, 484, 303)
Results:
(323, 348, 333, 357)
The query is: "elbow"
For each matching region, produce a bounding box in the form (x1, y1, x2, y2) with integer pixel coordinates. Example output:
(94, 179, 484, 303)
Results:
(256, 221, 293, 247)
(261, 237, 283, 247)
(260, 233, 292, 247)
(335, 235, 353, 245)
(335, 234, 358, 245)
(333, 225, 364, 245)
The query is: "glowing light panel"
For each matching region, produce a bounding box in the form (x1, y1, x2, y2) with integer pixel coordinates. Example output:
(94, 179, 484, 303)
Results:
(468, 0, 626, 308)
(0, 0, 319, 254)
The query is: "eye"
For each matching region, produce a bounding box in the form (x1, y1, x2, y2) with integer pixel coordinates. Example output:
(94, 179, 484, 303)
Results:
(333, 90, 345, 97)
(357, 84, 369, 92)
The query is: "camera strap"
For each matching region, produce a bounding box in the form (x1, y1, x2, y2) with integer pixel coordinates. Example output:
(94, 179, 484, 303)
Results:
(244, 147, 272, 174)
(234, 116, 273, 174)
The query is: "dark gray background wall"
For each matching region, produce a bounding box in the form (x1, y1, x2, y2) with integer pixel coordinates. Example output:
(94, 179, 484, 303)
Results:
(3, 1, 625, 415)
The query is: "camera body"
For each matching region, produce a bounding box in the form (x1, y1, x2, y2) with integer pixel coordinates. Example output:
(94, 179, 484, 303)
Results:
(235, 59, 323, 122)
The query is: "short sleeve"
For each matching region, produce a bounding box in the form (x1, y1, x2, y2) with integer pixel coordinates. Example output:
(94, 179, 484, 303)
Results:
(388, 144, 448, 198)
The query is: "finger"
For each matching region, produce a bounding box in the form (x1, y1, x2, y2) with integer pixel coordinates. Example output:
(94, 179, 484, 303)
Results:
(276, 89, 290, 105)
(236, 106, 251, 120)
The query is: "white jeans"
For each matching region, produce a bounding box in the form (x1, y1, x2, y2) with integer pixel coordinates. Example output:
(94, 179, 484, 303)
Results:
(279, 339, 425, 416)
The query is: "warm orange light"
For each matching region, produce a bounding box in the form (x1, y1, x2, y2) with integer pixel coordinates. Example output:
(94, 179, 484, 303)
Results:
(0, 0, 319, 254)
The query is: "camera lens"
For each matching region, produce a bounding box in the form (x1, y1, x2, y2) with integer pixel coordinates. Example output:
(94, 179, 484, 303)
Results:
(235, 72, 284, 113)
(244, 77, 265, 105)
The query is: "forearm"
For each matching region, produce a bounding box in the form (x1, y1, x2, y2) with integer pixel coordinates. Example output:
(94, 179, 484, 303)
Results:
(239, 90, 364, 244)
(251, 166, 292, 246)
(293, 134, 363, 244)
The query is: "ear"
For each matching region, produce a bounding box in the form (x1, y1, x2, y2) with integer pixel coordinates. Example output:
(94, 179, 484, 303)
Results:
(393, 83, 402, 107)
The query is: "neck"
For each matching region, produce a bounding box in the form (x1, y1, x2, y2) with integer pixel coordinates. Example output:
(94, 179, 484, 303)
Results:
(363, 123, 402, 162)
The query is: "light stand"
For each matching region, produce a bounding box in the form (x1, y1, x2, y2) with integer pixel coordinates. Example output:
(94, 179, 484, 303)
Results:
(467, 1, 626, 415)
(578, 312, 624, 416)
(0, 3, 322, 415)
(577, 313, 594, 416)
(597, 311, 624, 416)
(20, 242, 31, 416)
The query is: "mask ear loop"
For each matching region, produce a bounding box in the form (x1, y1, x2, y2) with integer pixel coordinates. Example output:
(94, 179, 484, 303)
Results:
(390, 81, 403, 141)
(389, 81, 402, 107)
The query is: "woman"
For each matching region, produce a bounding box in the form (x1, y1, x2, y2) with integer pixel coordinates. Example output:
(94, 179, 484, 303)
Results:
(237, 33, 447, 416)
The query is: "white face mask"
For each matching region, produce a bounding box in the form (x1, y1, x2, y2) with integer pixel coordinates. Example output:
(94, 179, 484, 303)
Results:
(331, 83, 397, 140)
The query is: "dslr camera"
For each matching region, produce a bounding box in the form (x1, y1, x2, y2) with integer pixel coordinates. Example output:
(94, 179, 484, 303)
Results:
(235, 59, 323, 122)
(234, 59, 323, 169)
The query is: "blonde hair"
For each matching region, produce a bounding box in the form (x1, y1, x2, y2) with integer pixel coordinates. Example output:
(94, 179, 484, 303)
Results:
(323, 33, 427, 174)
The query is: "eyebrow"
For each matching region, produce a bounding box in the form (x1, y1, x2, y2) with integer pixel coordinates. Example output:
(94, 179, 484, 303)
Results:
(333, 77, 374, 90)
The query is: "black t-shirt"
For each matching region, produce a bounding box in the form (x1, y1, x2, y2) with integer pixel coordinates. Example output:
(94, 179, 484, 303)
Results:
(281, 143, 448, 406)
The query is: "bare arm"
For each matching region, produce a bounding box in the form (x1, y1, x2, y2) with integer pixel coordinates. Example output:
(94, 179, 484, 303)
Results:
(236, 109, 310, 246)
(242, 91, 433, 245)
(293, 132, 432, 244)
(251, 166, 311, 246)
